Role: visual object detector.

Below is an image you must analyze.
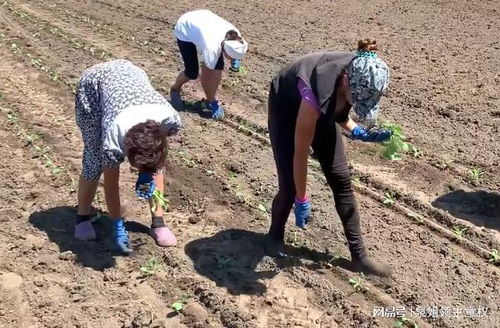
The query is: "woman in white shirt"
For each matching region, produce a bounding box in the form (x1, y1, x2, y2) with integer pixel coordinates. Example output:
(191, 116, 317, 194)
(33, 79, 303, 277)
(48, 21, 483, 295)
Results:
(170, 9, 248, 120)
(75, 59, 181, 254)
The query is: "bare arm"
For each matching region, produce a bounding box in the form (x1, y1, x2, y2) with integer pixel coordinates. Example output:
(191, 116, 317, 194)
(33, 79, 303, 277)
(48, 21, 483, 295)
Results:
(293, 100, 320, 199)
(148, 170, 165, 217)
(103, 168, 121, 219)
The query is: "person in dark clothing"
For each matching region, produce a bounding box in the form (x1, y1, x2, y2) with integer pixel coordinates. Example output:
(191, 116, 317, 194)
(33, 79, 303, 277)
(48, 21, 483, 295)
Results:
(265, 39, 393, 277)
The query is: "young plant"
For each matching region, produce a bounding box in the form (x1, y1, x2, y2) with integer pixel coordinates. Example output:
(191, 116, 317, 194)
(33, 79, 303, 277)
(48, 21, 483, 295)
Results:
(258, 203, 267, 213)
(7, 113, 18, 123)
(150, 189, 169, 212)
(139, 257, 162, 275)
(171, 294, 190, 314)
(468, 168, 484, 183)
(452, 226, 467, 239)
(488, 249, 499, 264)
(406, 212, 424, 224)
(43, 154, 62, 175)
(379, 122, 418, 161)
(394, 316, 419, 328)
(383, 192, 396, 206)
(436, 159, 454, 170)
(287, 231, 304, 248)
(348, 277, 364, 292)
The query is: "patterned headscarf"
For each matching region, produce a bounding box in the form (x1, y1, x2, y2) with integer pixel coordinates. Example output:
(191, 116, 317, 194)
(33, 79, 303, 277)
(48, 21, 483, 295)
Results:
(347, 51, 390, 126)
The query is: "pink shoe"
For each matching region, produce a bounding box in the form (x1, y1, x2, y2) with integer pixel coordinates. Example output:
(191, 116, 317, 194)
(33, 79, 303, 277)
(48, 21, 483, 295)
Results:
(149, 226, 177, 247)
(75, 221, 96, 241)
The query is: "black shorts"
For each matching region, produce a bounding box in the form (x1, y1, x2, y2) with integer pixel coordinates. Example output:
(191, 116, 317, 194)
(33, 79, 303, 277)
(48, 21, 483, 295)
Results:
(177, 39, 224, 80)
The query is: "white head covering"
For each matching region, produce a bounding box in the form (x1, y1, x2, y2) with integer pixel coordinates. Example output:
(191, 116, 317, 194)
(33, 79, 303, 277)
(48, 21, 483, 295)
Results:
(223, 39, 248, 60)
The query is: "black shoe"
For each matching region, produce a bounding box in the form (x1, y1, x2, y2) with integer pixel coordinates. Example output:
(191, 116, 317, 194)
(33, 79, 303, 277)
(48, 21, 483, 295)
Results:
(264, 234, 287, 258)
(353, 256, 393, 278)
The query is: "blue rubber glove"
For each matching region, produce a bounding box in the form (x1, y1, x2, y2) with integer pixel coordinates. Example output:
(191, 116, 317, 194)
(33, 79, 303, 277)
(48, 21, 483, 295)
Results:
(351, 125, 392, 143)
(135, 172, 155, 200)
(208, 100, 224, 120)
(112, 218, 132, 254)
(230, 59, 241, 72)
(294, 197, 312, 229)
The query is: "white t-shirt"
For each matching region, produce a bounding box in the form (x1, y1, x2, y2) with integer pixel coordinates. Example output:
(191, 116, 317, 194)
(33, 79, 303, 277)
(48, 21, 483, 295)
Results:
(102, 103, 181, 165)
(174, 9, 240, 69)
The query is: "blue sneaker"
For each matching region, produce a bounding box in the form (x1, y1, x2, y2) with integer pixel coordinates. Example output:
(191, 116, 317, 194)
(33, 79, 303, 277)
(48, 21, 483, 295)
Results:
(112, 218, 132, 254)
(170, 88, 183, 110)
(207, 100, 224, 120)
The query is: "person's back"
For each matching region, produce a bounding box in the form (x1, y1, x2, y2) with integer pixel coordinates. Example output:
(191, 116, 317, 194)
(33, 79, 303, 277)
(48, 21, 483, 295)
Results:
(174, 9, 239, 53)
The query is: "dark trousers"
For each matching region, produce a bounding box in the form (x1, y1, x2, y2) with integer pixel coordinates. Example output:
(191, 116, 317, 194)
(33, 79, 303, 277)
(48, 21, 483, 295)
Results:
(177, 39, 224, 80)
(267, 87, 366, 259)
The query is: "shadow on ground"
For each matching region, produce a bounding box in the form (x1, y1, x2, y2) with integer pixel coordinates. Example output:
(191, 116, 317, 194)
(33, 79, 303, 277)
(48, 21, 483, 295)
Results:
(175, 99, 213, 119)
(185, 228, 350, 296)
(432, 189, 500, 231)
(29, 206, 150, 271)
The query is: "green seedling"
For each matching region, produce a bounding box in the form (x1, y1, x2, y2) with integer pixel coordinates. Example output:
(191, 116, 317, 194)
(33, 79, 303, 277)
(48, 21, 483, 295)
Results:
(287, 231, 304, 247)
(238, 65, 248, 75)
(216, 256, 232, 269)
(7, 112, 18, 123)
(228, 171, 238, 180)
(383, 192, 396, 206)
(171, 294, 190, 314)
(30, 57, 43, 68)
(348, 277, 364, 292)
(43, 154, 62, 175)
(258, 203, 267, 213)
(150, 189, 169, 212)
(33, 145, 50, 156)
(139, 257, 162, 275)
(468, 168, 484, 183)
(379, 122, 418, 161)
(452, 226, 467, 238)
(406, 212, 424, 224)
(50, 72, 59, 81)
(488, 249, 499, 264)
(352, 176, 361, 186)
(394, 316, 419, 328)
(10, 43, 20, 54)
(25, 132, 41, 144)
(436, 159, 454, 170)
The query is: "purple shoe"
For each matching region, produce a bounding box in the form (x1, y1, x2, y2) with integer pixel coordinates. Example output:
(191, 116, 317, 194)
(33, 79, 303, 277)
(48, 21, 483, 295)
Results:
(75, 220, 96, 241)
(149, 226, 177, 247)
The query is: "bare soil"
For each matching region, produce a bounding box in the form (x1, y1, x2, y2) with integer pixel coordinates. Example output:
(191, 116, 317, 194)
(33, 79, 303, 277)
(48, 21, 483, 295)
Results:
(0, 0, 499, 327)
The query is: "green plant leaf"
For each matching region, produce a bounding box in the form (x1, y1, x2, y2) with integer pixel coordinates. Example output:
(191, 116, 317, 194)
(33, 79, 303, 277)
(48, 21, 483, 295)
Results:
(171, 302, 183, 312)
(258, 203, 267, 213)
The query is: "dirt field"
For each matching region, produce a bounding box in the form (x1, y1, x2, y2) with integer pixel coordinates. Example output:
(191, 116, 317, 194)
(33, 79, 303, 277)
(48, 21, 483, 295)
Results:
(0, 0, 499, 327)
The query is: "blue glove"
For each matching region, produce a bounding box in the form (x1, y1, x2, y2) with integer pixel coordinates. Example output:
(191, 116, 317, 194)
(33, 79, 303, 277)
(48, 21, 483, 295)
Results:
(294, 197, 312, 229)
(135, 172, 155, 200)
(230, 59, 241, 72)
(351, 125, 391, 143)
(208, 100, 224, 120)
(112, 218, 132, 254)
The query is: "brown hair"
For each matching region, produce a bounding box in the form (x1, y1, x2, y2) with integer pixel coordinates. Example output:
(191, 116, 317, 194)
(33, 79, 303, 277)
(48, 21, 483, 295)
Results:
(357, 38, 378, 52)
(124, 120, 167, 173)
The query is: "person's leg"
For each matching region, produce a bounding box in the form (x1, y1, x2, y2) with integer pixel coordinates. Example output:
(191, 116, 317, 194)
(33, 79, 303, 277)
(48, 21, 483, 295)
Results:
(148, 170, 177, 247)
(74, 75, 104, 241)
(265, 89, 296, 257)
(200, 54, 224, 102)
(171, 40, 199, 109)
(171, 71, 190, 92)
(312, 120, 392, 277)
(77, 176, 98, 216)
